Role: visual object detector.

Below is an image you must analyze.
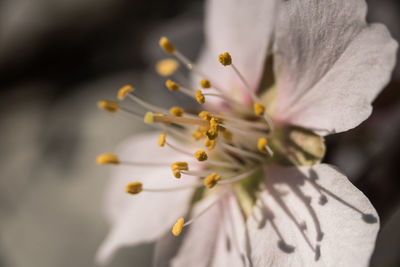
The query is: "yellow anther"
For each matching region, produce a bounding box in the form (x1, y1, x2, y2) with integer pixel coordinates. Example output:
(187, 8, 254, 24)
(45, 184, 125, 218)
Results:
(97, 100, 119, 113)
(159, 37, 176, 54)
(96, 153, 120, 165)
(144, 112, 155, 124)
(172, 217, 184, 236)
(172, 168, 182, 179)
(169, 106, 184, 117)
(117, 85, 134, 100)
(257, 137, 268, 153)
(165, 79, 180, 91)
(205, 136, 216, 151)
(198, 111, 212, 121)
(254, 102, 265, 116)
(195, 150, 208, 161)
(171, 161, 189, 170)
(144, 112, 165, 124)
(218, 52, 232, 66)
(158, 133, 166, 147)
(171, 161, 189, 179)
(199, 126, 208, 133)
(125, 182, 143, 194)
(204, 173, 221, 189)
(196, 90, 205, 104)
(192, 130, 203, 141)
(156, 58, 179, 77)
(206, 117, 219, 140)
(200, 79, 211, 89)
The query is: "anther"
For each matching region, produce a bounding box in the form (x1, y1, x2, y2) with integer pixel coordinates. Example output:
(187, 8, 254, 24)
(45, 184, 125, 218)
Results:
(192, 130, 203, 141)
(125, 182, 143, 194)
(205, 137, 216, 150)
(96, 153, 120, 165)
(198, 111, 212, 120)
(165, 79, 180, 91)
(171, 162, 189, 179)
(159, 37, 176, 54)
(257, 137, 268, 153)
(172, 217, 184, 236)
(156, 58, 179, 77)
(196, 90, 205, 104)
(206, 117, 219, 140)
(218, 52, 232, 66)
(118, 85, 134, 100)
(254, 102, 265, 116)
(200, 79, 211, 89)
(97, 100, 119, 113)
(169, 106, 184, 117)
(158, 133, 166, 147)
(195, 150, 208, 161)
(204, 173, 221, 188)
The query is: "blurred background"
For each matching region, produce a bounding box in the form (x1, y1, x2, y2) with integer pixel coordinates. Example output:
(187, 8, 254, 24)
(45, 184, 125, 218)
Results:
(0, 0, 399, 266)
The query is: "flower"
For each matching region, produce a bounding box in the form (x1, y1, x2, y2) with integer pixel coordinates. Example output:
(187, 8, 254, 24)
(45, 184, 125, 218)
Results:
(95, 0, 397, 266)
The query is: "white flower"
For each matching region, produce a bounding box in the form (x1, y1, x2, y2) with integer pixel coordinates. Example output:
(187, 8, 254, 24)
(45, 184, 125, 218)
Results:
(95, 0, 397, 266)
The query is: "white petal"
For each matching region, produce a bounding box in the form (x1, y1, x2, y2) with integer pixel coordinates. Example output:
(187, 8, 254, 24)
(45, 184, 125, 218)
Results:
(248, 164, 379, 267)
(194, 0, 277, 101)
(272, 0, 398, 135)
(95, 133, 195, 265)
(167, 192, 248, 267)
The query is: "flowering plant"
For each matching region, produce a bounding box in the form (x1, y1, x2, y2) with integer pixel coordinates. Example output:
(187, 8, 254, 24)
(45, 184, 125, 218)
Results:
(95, 0, 397, 266)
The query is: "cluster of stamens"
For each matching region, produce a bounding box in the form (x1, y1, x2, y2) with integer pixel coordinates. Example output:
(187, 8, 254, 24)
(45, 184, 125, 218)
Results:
(96, 37, 275, 237)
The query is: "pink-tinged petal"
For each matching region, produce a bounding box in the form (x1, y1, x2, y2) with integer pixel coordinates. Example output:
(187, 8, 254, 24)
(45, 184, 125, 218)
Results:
(272, 0, 398, 135)
(194, 0, 277, 101)
(95, 133, 194, 265)
(247, 164, 379, 267)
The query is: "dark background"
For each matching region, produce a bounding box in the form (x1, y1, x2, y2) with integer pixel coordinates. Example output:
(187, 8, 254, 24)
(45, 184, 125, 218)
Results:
(0, 0, 399, 266)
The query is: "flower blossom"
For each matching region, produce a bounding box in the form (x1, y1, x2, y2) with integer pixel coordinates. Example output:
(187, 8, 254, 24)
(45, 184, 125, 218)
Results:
(95, 0, 397, 266)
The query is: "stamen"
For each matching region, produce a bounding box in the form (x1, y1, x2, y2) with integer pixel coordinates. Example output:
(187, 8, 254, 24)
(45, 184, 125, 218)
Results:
(158, 133, 166, 147)
(171, 161, 189, 179)
(217, 52, 275, 132)
(125, 182, 143, 194)
(205, 137, 216, 150)
(169, 106, 184, 117)
(144, 112, 208, 126)
(198, 111, 212, 121)
(196, 90, 205, 104)
(165, 79, 197, 98)
(96, 153, 119, 165)
(159, 37, 176, 54)
(180, 190, 229, 230)
(253, 102, 265, 116)
(172, 218, 184, 236)
(192, 130, 204, 141)
(97, 100, 119, 113)
(257, 137, 268, 153)
(206, 117, 219, 140)
(165, 79, 180, 91)
(195, 150, 208, 161)
(204, 172, 221, 188)
(200, 79, 211, 89)
(118, 85, 134, 100)
(218, 52, 232, 66)
(156, 58, 179, 77)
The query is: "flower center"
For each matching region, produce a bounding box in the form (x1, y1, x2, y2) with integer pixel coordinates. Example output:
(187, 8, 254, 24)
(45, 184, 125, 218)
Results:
(96, 37, 325, 236)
